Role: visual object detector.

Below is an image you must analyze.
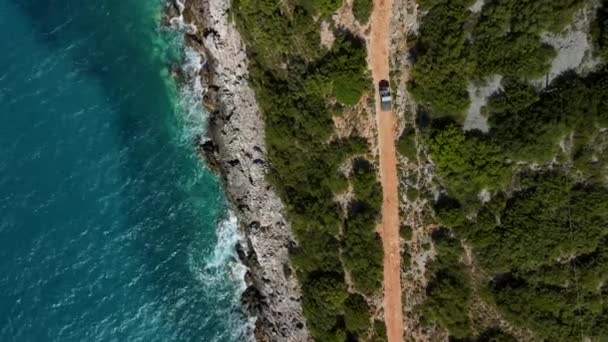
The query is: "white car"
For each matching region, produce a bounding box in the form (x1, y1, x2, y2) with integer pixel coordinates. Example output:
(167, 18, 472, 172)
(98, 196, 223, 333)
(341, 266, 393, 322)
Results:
(379, 80, 392, 111)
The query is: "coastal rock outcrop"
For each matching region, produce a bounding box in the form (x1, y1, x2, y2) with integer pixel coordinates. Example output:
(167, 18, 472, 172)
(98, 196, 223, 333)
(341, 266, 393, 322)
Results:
(174, 0, 309, 340)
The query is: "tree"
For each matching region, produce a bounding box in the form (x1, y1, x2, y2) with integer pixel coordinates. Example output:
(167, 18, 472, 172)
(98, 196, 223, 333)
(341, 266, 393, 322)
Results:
(302, 273, 348, 337)
(429, 125, 512, 200)
(344, 293, 371, 336)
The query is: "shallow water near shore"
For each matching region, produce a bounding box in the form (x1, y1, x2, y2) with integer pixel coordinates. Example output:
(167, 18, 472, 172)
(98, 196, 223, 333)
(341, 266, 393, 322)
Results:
(0, 0, 247, 340)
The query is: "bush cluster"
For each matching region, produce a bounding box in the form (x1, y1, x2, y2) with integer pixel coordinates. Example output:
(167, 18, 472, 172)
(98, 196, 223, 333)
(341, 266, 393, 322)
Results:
(343, 158, 383, 294)
(344, 293, 372, 336)
(423, 228, 473, 338)
(427, 124, 512, 202)
(409, 0, 585, 116)
(409, 0, 473, 115)
(489, 71, 608, 164)
(425, 67, 608, 208)
(450, 173, 608, 341)
(371, 319, 387, 341)
(592, 0, 608, 60)
(415, 3, 608, 340)
(352, 0, 373, 24)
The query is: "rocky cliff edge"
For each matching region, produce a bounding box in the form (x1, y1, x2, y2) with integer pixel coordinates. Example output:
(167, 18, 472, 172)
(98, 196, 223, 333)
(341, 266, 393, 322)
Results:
(166, 0, 309, 340)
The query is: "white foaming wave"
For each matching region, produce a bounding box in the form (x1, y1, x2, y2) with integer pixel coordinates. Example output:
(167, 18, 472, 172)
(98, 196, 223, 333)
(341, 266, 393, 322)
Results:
(165, 3, 255, 338)
(214, 213, 255, 342)
(162, 1, 206, 145)
(205, 211, 239, 269)
(187, 211, 255, 341)
(168, 0, 197, 35)
(174, 45, 208, 145)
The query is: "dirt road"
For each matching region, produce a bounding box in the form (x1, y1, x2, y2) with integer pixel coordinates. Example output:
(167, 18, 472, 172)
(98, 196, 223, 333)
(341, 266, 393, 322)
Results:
(367, 0, 403, 341)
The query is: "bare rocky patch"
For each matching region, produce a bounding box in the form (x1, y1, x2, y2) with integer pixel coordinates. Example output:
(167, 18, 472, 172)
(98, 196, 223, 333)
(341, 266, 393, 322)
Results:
(320, 20, 336, 49)
(333, 0, 369, 39)
(463, 75, 502, 133)
(333, 93, 378, 151)
(468, 0, 485, 13)
(539, 1, 603, 86)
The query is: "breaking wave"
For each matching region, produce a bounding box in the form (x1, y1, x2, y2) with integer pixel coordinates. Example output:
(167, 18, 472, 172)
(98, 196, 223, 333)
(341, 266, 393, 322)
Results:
(167, 3, 254, 340)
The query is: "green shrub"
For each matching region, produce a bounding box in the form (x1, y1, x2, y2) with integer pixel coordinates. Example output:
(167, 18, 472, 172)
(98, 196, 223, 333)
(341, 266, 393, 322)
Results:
(470, 328, 517, 342)
(343, 203, 383, 293)
(397, 128, 417, 159)
(408, 0, 474, 116)
(343, 158, 384, 293)
(233, 0, 322, 70)
(328, 36, 370, 105)
(402, 248, 411, 272)
(406, 187, 420, 201)
(290, 231, 343, 274)
(429, 125, 512, 200)
(344, 293, 371, 336)
(591, 1, 608, 61)
(424, 269, 473, 338)
(486, 78, 539, 114)
(352, 0, 373, 24)
(351, 158, 382, 210)
(488, 73, 602, 162)
(423, 229, 473, 338)
(400, 224, 413, 240)
(306, 0, 343, 14)
(301, 273, 349, 337)
(454, 172, 608, 341)
(371, 319, 388, 342)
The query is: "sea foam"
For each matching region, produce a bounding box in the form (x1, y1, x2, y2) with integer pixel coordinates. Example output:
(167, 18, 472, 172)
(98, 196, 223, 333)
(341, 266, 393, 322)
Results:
(168, 2, 254, 339)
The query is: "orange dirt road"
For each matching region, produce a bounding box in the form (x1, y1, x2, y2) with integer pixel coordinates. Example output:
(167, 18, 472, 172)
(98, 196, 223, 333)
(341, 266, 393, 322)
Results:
(368, 0, 403, 341)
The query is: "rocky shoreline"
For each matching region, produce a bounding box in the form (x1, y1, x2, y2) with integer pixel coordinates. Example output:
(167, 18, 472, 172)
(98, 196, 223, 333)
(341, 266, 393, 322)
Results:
(166, 0, 309, 340)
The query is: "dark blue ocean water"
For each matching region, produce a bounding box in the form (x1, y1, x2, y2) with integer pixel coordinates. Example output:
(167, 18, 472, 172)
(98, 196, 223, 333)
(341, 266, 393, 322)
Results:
(0, 0, 247, 341)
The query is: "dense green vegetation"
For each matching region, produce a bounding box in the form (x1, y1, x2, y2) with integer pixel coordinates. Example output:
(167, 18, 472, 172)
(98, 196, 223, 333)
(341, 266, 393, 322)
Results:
(489, 72, 608, 163)
(592, 0, 608, 60)
(344, 293, 372, 337)
(233, 0, 381, 339)
(409, 0, 473, 115)
(302, 272, 349, 340)
(343, 158, 383, 294)
(329, 38, 372, 105)
(459, 174, 608, 341)
(371, 319, 388, 341)
(452, 328, 517, 342)
(469, 173, 608, 272)
(424, 67, 608, 204)
(352, 0, 373, 24)
(428, 172, 608, 340)
(426, 172, 608, 340)
(422, 229, 473, 338)
(311, 0, 344, 14)
(402, 248, 411, 272)
(428, 125, 512, 202)
(234, 0, 321, 69)
(414, 1, 608, 340)
(485, 78, 539, 114)
(410, 0, 585, 116)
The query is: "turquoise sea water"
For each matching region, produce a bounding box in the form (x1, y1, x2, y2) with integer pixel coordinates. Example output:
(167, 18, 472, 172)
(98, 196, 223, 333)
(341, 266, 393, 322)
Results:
(0, 0, 247, 341)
